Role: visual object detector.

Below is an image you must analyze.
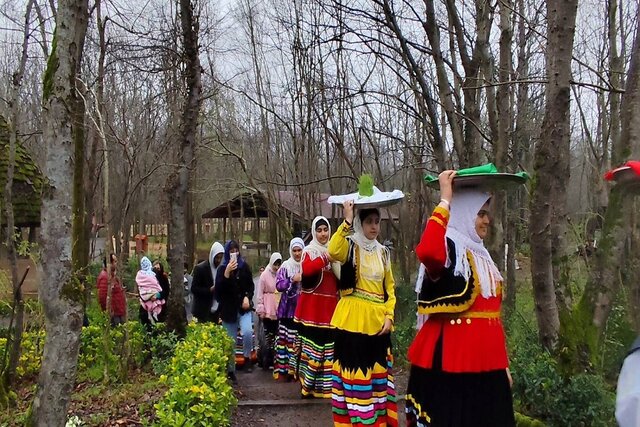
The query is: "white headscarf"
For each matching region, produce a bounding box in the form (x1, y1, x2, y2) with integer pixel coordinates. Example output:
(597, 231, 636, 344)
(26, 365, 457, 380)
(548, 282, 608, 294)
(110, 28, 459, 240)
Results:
(446, 190, 503, 298)
(281, 237, 305, 276)
(347, 208, 390, 271)
(304, 216, 341, 278)
(209, 242, 225, 285)
(267, 252, 283, 272)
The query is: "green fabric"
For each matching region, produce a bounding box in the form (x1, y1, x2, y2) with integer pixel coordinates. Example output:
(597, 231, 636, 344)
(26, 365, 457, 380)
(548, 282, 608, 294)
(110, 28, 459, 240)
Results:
(423, 162, 529, 183)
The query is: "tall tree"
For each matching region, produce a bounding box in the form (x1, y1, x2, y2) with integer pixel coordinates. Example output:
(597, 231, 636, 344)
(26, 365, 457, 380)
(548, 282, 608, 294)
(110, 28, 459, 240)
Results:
(574, 4, 640, 367)
(28, 0, 89, 424)
(165, 0, 203, 335)
(2, 0, 35, 392)
(529, 0, 579, 351)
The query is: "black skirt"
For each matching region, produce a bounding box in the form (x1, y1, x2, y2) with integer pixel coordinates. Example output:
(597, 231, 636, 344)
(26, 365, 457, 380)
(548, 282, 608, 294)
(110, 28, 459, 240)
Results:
(405, 336, 515, 427)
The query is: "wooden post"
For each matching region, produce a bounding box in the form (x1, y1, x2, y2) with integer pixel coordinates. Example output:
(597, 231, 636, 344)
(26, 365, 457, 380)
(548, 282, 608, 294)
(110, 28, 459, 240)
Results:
(223, 217, 227, 242)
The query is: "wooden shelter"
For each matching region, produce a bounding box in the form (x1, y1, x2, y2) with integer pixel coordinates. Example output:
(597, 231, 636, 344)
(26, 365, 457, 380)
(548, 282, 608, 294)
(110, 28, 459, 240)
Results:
(201, 190, 399, 253)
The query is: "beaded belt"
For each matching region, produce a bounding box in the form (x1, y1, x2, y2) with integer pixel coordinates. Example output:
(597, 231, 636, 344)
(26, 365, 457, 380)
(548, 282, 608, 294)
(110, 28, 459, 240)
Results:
(351, 288, 384, 303)
(435, 311, 501, 325)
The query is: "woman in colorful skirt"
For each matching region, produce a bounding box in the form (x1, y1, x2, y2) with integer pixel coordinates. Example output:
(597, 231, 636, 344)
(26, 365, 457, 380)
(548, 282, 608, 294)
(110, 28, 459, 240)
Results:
(273, 237, 305, 381)
(328, 200, 398, 427)
(295, 216, 340, 398)
(405, 169, 515, 426)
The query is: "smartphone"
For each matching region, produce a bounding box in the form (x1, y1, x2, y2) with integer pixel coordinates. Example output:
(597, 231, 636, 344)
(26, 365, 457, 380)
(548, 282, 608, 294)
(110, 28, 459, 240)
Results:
(230, 252, 238, 263)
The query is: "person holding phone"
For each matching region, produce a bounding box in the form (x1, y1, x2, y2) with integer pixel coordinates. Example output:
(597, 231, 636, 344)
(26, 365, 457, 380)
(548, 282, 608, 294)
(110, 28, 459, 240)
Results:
(215, 240, 254, 384)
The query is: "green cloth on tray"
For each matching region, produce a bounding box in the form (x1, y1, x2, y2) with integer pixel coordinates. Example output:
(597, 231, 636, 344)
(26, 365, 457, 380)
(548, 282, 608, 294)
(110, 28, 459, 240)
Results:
(423, 163, 529, 183)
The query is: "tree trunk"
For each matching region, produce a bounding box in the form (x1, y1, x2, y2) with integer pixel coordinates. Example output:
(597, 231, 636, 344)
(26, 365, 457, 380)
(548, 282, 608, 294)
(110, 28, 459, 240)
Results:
(529, 0, 578, 351)
(29, 0, 89, 424)
(2, 0, 34, 392)
(574, 8, 640, 360)
(165, 0, 203, 336)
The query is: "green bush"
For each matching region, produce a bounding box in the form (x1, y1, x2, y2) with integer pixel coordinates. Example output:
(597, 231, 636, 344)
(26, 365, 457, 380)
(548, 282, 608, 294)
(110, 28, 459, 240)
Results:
(149, 324, 180, 375)
(154, 322, 236, 426)
(0, 329, 44, 380)
(390, 277, 419, 368)
(78, 318, 148, 381)
(515, 412, 546, 426)
(509, 315, 616, 427)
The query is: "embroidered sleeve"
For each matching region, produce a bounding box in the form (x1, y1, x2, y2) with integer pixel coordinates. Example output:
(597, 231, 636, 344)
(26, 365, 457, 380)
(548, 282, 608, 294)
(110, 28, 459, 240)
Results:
(415, 206, 450, 276)
(328, 220, 351, 264)
(301, 253, 326, 276)
(383, 263, 396, 321)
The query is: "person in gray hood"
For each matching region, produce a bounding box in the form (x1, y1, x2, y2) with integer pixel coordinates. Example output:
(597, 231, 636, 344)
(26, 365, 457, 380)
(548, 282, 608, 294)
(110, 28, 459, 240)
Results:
(191, 242, 225, 323)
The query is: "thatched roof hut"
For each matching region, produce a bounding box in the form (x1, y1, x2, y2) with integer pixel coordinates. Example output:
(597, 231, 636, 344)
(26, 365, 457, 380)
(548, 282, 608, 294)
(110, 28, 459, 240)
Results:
(0, 116, 45, 228)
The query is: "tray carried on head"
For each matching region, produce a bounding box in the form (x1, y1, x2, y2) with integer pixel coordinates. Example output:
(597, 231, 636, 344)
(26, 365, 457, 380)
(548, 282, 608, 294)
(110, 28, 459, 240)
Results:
(327, 187, 404, 209)
(425, 173, 528, 191)
(604, 161, 640, 193)
(424, 163, 529, 191)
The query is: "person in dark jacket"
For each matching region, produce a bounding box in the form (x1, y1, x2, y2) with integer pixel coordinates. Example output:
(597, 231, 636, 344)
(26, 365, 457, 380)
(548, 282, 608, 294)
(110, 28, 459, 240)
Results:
(191, 242, 224, 323)
(216, 240, 254, 383)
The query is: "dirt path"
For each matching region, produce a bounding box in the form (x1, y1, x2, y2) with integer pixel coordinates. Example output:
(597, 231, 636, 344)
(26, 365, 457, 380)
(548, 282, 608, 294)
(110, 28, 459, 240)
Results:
(230, 366, 409, 427)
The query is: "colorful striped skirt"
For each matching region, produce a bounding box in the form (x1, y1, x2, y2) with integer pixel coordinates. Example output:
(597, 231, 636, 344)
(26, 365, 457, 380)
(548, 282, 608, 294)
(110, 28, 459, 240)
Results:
(332, 329, 398, 426)
(234, 329, 257, 368)
(273, 318, 299, 380)
(297, 323, 335, 398)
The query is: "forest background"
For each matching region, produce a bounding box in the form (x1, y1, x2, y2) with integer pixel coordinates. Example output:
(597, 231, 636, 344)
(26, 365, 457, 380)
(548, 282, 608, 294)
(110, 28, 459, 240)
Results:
(0, 0, 639, 425)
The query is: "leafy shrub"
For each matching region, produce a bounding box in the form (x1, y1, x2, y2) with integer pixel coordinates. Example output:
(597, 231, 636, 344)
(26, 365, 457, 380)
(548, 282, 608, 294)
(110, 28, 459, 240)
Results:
(78, 318, 148, 381)
(515, 412, 546, 426)
(509, 315, 615, 426)
(0, 329, 44, 380)
(149, 323, 180, 375)
(154, 322, 236, 426)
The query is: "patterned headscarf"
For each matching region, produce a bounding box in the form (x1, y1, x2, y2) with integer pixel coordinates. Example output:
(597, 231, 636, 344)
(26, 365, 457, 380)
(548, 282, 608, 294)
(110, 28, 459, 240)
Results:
(140, 256, 155, 276)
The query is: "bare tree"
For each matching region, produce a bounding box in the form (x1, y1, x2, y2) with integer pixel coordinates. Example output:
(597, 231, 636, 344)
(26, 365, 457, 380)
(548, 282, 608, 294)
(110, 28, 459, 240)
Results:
(0, 0, 35, 396)
(28, 0, 89, 424)
(529, 0, 579, 351)
(572, 4, 640, 367)
(165, 0, 203, 335)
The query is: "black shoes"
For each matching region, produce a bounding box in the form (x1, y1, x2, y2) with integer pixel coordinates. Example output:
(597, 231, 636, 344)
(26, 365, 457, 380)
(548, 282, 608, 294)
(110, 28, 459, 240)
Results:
(243, 357, 253, 373)
(227, 371, 238, 385)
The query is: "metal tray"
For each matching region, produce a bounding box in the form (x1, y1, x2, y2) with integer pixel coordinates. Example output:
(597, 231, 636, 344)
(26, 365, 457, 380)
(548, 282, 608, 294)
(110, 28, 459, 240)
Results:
(609, 166, 640, 193)
(425, 173, 528, 190)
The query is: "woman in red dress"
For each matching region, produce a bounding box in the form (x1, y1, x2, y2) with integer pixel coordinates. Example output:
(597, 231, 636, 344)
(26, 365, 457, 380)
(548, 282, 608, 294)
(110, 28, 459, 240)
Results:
(294, 216, 340, 398)
(406, 170, 514, 427)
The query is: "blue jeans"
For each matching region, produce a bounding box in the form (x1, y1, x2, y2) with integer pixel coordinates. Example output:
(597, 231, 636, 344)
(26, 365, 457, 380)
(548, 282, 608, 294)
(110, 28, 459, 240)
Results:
(222, 311, 253, 373)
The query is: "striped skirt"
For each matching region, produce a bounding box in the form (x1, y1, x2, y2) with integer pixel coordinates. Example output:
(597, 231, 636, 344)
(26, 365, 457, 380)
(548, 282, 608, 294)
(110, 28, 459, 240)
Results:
(234, 329, 257, 367)
(273, 318, 299, 380)
(332, 329, 398, 426)
(297, 323, 335, 398)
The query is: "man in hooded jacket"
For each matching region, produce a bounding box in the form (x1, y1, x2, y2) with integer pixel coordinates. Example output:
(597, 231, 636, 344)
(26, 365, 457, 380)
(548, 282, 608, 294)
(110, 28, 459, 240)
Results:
(191, 242, 225, 323)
